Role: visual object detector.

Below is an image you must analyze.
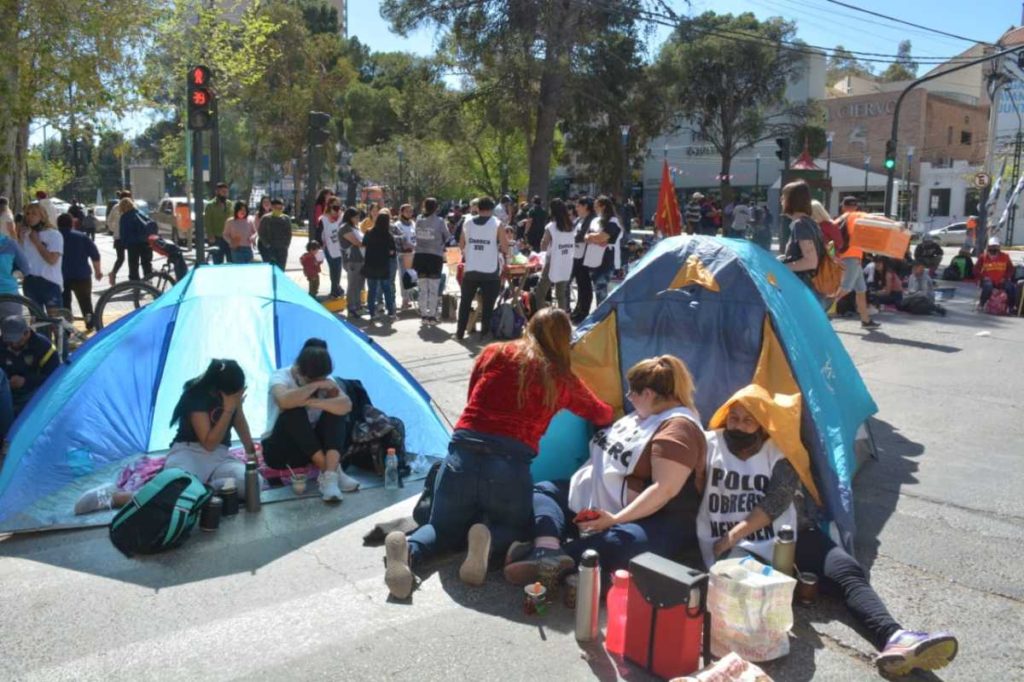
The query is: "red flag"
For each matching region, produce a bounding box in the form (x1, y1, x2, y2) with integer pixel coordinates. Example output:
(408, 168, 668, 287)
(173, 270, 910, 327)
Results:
(654, 160, 682, 237)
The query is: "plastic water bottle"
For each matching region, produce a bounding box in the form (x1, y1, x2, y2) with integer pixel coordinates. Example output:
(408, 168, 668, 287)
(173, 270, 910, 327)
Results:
(384, 448, 400, 490)
(604, 570, 631, 656)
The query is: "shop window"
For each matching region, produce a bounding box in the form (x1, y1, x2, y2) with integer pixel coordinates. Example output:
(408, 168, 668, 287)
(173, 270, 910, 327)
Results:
(960, 131, 972, 145)
(929, 188, 951, 216)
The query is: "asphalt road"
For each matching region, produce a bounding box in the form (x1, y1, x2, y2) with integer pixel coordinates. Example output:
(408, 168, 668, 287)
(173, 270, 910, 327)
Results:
(1, 239, 1022, 681)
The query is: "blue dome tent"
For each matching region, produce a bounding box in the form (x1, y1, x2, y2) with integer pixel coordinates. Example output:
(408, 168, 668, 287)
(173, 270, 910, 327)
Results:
(0, 264, 450, 532)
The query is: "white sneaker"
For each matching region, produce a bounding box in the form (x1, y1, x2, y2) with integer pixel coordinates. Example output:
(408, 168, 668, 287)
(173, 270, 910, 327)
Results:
(318, 470, 343, 503)
(337, 467, 361, 492)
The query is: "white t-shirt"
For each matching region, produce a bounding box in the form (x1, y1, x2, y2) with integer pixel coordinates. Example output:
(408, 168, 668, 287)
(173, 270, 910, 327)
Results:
(264, 366, 344, 438)
(20, 228, 64, 288)
(545, 221, 576, 283)
(320, 215, 345, 259)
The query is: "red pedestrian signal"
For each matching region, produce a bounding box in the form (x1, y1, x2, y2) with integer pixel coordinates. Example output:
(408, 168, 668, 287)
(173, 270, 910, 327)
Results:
(187, 65, 215, 131)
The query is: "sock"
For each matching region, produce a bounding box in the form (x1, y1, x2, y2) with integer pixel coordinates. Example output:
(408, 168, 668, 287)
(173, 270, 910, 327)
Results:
(535, 536, 561, 551)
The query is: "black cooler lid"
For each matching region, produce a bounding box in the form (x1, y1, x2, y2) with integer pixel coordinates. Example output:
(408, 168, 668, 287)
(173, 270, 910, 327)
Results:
(628, 551, 708, 610)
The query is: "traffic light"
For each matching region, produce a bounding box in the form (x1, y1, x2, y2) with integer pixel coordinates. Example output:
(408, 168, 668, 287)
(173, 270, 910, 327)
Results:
(775, 137, 790, 165)
(884, 139, 897, 171)
(308, 111, 331, 147)
(187, 65, 215, 131)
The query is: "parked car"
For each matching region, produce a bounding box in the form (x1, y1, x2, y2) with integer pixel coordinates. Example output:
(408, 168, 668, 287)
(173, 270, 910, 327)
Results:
(92, 204, 107, 232)
(926, 222, 968, 247)
(152, 197, 194, 245)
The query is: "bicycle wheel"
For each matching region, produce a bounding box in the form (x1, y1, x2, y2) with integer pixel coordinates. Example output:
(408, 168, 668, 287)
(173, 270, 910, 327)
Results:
(93, 281, 163, 331)
(146, 271, 176, 294)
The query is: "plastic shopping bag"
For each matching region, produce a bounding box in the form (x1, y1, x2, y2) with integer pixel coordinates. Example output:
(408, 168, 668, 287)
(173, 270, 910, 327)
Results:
(708, 557, 796, 661)
(673, 652, 773, 682)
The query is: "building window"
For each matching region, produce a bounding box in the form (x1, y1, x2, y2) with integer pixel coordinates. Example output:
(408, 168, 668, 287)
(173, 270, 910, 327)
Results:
(964, 189, 980, 217)
(947, 126, 953, 145)
(929, 188, 951, 216)
(960, 131, 972, 145)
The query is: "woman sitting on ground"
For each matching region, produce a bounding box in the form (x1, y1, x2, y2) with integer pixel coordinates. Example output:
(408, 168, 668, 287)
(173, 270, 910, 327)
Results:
(384, 308, 613, 600)
(261, 338, 360, 502)
(867, 257, 903, 308)
(74, 359, 258, 515)
(504, 355, 706, 584)
(698, 384, 958, 677)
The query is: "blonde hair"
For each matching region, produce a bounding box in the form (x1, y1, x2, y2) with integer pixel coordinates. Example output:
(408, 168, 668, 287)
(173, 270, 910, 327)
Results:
(22, 202, 51, 229)
(626, 355, 696, 409)
(487, 307, 573, 409)
(117, 197, 136, 214)
(810, 200, 832, 223)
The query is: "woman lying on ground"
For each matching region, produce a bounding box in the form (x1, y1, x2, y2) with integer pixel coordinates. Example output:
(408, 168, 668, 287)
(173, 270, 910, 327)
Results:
(503, 355, 706, 584)
(698, 384, 958, 677)
(75, 359, 257, 514)
(384, 308, 613, 600)
(261, 338, 360, 503)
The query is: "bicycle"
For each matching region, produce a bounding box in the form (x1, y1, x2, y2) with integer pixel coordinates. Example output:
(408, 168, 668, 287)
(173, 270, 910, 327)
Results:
(0, 293, 89, 363)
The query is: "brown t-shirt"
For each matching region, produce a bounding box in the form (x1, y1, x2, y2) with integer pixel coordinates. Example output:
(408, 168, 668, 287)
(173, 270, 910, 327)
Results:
(626, 417, 706, 495)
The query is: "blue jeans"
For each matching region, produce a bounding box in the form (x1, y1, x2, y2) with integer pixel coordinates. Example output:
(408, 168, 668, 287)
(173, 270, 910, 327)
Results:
(590, 267, 612, 305)
(532, 479, 693, 576)
(326, 253, 343, 297)
(408, 429, 535, 567)
(22, 276, 62, 309)
(231, 246, 254, 263)
(980, 277, 1018, 309)
(367, 277, 396, 316)
(211, 236, 232, 264)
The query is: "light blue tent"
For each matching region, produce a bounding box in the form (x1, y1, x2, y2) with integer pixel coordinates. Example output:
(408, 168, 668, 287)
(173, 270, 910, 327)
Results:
(0, 264, 450, 531)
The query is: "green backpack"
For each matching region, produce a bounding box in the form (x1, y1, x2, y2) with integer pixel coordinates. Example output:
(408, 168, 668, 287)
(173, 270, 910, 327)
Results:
(109, 468, 212, 557)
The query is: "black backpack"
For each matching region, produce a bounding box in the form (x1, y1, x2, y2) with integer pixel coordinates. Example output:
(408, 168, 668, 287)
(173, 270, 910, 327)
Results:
(109, 468, 212, 557)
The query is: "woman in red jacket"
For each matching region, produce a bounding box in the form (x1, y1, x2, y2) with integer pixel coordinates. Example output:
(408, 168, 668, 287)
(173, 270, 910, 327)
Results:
(384, 308, 613, 599)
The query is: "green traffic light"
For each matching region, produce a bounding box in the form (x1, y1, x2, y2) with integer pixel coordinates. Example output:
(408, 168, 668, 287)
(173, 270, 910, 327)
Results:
(884, 159, 896, 170)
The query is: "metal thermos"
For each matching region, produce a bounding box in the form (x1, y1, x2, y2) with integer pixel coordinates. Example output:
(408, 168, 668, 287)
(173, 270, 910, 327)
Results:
(575, 549, 601, 642)
(772, 525, 796, 576)
(245, 458, 261, 513)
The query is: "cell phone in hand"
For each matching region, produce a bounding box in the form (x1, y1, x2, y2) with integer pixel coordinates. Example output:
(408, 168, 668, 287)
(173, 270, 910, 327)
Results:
(573, 508, 601, 524)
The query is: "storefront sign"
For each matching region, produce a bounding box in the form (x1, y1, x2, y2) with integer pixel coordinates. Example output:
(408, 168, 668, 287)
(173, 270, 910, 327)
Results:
(830, 99, 897, 121)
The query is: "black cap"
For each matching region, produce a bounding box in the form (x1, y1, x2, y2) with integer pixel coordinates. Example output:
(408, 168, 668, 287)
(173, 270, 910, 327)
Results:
(580, 549, 599, 568)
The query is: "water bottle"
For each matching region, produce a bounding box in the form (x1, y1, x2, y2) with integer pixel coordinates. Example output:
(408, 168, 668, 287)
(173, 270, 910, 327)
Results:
(575, 549, 601, 642)
(384, 448, 400, 490)
(604, 569, 631, 655)
(244, 457, 261, 513)
(772, 524, 796, 576)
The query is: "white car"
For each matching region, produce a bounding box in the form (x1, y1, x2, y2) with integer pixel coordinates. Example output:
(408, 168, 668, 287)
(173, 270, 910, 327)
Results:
(152, 197, 195, 245)
(926, 222, 968, 247)
(92, 204, 107, 231)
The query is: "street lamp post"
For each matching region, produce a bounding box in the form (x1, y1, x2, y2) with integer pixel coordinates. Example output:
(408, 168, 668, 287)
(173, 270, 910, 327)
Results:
(396, 144, 405, 204)
(620, 124, 631, 205)
(826, 131, 835, 211)
(754, 154, 761, 202)
(863, 156, 871, 205)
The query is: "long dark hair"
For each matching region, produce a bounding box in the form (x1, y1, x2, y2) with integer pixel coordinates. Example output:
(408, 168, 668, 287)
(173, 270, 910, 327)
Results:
(170, 359, 245, 427)
(549, 198, 572, 233)
(342, 207, 360, 226)
(257, 195, 272, 218)
(315, 189, 332, 209)
(595, 195, 617, 223)
(233, 201, 248, 220)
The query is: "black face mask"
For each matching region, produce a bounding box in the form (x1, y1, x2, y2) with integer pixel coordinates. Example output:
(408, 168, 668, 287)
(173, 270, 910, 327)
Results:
(988, 248, 999, 255)
(723, 428, 765, 455)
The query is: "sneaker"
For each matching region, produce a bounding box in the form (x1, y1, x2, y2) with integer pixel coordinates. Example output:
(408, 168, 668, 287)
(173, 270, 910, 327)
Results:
(503, 545, 575, 586)
(384, 531, 415, 599)
(336, 467, 361, 493)
(875, 630, 958, 677)
(459, 523, 491, 586)
(74, 484, 116, 515)
(861, 319, 881, 329)
(318, 470, 343, 503)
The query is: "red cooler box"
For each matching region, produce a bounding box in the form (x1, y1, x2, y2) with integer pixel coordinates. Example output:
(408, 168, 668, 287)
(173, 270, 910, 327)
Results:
(623, 552, 709, 679)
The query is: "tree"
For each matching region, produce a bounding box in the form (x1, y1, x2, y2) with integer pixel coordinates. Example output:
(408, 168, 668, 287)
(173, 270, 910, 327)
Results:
(826, 45, 873, 85)
(879, 40, 918, 83)
(381, 0, 653, 202)
(352, 135, 470, 205)
(654, 12, 808, 201)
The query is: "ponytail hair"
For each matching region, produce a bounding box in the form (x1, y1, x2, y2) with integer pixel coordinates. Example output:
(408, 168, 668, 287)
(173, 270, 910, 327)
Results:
(170, 359, 245, 427)
(625, 355, 696, 410)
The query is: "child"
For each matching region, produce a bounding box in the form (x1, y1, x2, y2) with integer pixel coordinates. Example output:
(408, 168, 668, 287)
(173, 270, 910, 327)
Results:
(301, 241, 323, 297)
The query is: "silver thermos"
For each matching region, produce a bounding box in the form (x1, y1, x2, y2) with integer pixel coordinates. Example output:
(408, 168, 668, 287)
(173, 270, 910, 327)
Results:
(244, 457, 261, 513)
(575, 549, 601, 642)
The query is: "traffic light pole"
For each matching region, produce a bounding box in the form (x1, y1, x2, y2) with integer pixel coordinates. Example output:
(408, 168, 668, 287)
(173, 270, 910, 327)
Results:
(192, 130, 205, 265)
(884, 45, 1024, 217)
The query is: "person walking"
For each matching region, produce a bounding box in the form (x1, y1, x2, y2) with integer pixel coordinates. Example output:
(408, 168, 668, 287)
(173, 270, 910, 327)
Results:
(319, 198, 346, 298)
(223, 201, 255, 264)
(834, 196, 880, 329)
(779, 181, 822, 295)
(118, 198, 154, 282)
(57, 213, 102, 330)
(106, 190, 128, 285)
(18, 201, 64, 311)
(413, 197, 448, 325)
(364, 209, 398, 322)
(456, 196, 509, 341)
(535, 198, 575, 312)
(82, 208, 98, 241)
(257, 198, 293, 269)
(203, 182, 233, 264)
(339, 207, 366, 319)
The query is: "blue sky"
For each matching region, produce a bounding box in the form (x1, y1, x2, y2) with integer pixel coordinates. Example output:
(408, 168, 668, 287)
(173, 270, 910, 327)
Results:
(38, 0, 1024, 143)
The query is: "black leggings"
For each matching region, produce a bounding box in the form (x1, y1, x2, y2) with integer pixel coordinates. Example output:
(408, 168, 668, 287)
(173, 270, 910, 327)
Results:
(126, 243, 152, 281)
(796, 528, 902, 650)
(62, 278, 95, 328)
(570, 258, 592, 320)
(110, 239, 126, 277)
(457, 272, 500, 337)
(261, 407, 350, 469)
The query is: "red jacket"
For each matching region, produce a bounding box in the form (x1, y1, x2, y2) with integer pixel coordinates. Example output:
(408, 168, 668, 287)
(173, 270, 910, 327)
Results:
(455, 343, 613, 452)
(976, 251, 1013, 287)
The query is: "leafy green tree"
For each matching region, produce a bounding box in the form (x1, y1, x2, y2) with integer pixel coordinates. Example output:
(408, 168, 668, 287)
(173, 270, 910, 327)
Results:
(879, 41, 918, 83)
(352, 135, 470, 205)
(827, 45, 873, 85)
(654, 12, 808, 200)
